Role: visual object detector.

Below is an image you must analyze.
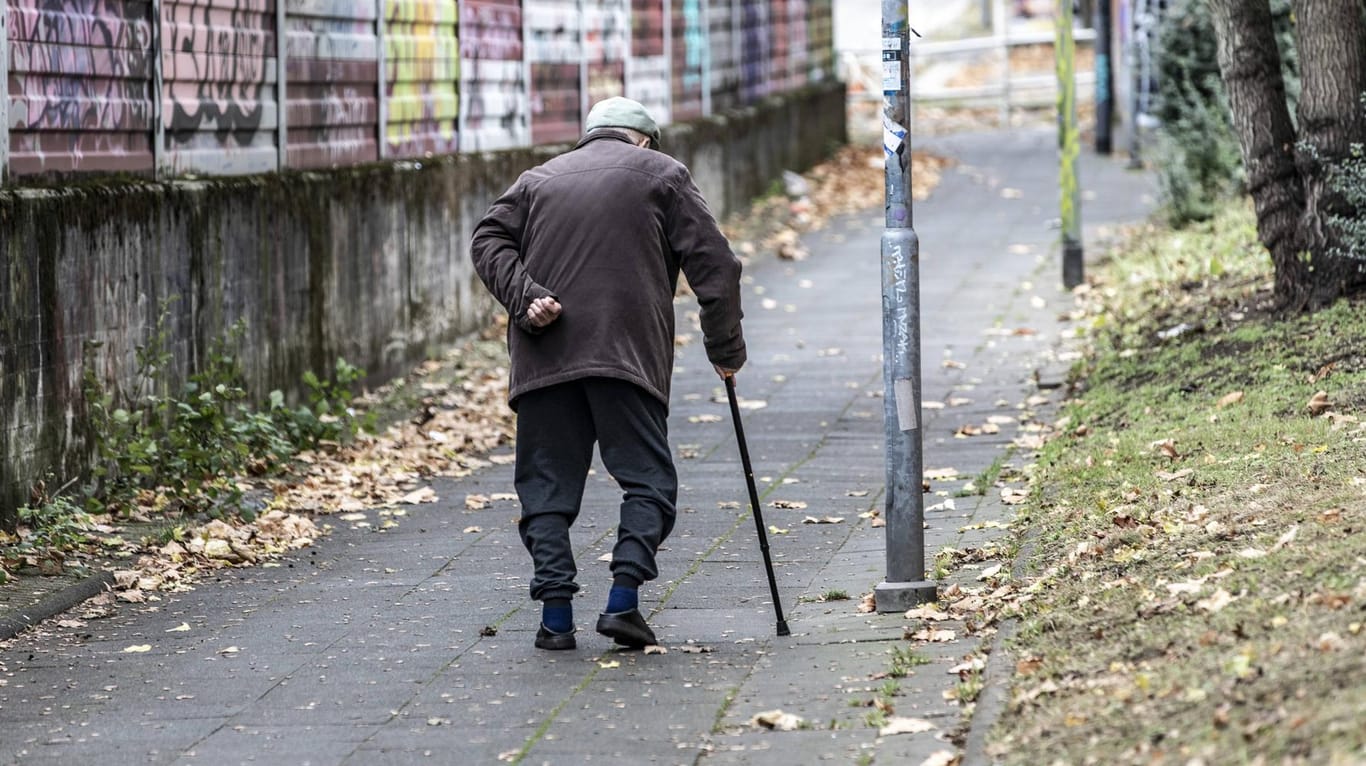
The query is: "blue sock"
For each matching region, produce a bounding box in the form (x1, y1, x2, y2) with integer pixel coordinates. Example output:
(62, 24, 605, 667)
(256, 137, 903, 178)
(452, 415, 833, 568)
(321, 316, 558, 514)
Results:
(605, 585, 638, 614)
(542, 600, 573, 633)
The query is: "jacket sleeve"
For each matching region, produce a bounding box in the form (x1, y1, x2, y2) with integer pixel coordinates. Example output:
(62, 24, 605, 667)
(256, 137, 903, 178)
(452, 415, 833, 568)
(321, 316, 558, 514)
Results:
(665, 169, 747, 369)
(470, 179, 557, 335)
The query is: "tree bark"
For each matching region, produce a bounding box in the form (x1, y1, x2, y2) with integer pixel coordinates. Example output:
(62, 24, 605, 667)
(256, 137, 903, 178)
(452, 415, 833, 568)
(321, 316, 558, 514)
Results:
(1292, 0, 1366, 304)
(1208, 0, 1307, 308)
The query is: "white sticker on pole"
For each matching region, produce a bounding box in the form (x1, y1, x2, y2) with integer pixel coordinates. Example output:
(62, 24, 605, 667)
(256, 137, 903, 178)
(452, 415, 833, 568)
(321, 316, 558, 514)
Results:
(894, 378, 917, 432)
(882, 36, 903, 92)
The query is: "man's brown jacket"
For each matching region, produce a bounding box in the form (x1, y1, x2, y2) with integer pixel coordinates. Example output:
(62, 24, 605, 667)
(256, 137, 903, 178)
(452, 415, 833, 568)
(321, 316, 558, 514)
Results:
(470, 130, 746, 409)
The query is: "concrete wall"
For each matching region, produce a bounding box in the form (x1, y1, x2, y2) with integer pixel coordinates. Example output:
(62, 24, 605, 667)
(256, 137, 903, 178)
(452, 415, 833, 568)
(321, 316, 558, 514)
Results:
(0, 81, 846, 523)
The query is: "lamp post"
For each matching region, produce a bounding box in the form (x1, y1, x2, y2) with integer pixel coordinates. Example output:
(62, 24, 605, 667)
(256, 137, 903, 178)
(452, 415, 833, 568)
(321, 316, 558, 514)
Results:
(876, 0, 937, 613)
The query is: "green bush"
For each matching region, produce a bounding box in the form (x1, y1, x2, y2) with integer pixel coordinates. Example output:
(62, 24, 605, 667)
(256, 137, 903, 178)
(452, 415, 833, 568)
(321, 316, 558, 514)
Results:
(83, 305, 366, 520)
(1152, 0, 1298, 225)
(1326, 95, 1366, 259)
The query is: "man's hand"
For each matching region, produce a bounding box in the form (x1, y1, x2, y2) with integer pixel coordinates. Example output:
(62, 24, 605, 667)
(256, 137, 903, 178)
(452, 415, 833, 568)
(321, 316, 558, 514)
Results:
(526, 296, 562, 328)
(714, 364, 741, 379)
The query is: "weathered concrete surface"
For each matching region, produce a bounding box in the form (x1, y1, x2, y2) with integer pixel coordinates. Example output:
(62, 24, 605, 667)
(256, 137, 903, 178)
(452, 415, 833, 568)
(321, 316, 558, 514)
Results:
(0, 83, 847, 524)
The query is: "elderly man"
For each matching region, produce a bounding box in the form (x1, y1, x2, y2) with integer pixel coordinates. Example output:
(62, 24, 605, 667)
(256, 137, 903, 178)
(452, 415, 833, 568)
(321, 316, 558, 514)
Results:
(470, 97, 747, 651)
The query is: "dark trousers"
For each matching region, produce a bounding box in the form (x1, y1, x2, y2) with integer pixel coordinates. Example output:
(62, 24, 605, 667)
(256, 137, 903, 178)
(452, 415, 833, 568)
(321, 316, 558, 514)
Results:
(514, 378, 678, 602)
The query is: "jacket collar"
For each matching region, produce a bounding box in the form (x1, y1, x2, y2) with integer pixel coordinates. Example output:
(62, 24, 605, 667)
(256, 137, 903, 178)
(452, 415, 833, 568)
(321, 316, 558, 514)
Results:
(574, 129, 637, 150)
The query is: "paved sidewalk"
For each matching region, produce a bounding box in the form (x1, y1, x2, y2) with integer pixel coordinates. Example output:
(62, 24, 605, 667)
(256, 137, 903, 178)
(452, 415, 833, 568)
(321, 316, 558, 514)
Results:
(0, 129, 1155, 765)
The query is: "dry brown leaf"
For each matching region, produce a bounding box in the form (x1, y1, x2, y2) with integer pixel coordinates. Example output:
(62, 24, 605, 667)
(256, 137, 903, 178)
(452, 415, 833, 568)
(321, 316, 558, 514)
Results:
(464, 494, 490, 510)
(920, 751, 960, 766)
(879, 716, 936, 736)
(1307, 390, 1333, 416)
(1217, 391, 1245, 408)
(750, 709, 804, 731)
(858, 592, 877, 613)
(770, 500, 808, 510)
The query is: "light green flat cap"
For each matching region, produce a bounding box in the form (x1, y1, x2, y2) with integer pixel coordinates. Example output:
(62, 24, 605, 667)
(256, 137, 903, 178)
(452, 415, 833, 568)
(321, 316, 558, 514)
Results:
(585, 97, 661, 145)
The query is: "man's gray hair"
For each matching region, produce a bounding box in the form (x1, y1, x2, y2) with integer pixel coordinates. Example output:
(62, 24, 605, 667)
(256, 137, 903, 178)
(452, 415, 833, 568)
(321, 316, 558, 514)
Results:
(589, 126, 651, 145)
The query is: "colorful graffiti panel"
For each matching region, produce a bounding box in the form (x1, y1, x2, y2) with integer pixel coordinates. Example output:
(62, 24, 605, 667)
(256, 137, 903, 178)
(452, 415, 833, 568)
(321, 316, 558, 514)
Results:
(8, 0, 157, 176)
(384, 0, 458, 159)
(284, 0, 380, 169)
(629, 0, 663, 57)
(708, 0, 740, 111)
(671, 0, 705, 120)
(805, 0, 831, 82)
(161, 0, 280, 175)
(626, 0, 667, 123)
(525, 0, 580, 144)
(784, 0, 807, 90)
(529, 62, 579, 144)
(458, 0, 527, 150)
(739, 0, 769, 103)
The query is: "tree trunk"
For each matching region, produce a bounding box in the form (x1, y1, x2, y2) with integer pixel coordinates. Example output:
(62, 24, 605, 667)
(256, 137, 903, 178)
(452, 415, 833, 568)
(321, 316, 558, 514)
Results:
(1292, 0, 1366, 305)
(1208, 0, 1307, 308)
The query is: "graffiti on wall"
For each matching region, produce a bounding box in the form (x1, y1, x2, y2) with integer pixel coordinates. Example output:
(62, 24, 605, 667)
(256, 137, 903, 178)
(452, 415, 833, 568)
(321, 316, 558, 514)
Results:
(4, 0, 835, 179)
(740, 0, 769, 103)
(7, 0, 157, 175)
(162, 0, 279, 174)
(285, 0, 382, 168)
(626, 0, 668, 124)
(525, 0, 581, 144)
(707, 0, 739, 111)
(459, 0, 528, 150)
(385, 0, 459, 159)
(670, 0, 705, 120)
(584, 0, 627, 104)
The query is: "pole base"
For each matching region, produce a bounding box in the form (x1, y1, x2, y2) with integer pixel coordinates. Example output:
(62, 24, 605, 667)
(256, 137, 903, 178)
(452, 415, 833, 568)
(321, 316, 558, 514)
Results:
(874, 580, 938, 613)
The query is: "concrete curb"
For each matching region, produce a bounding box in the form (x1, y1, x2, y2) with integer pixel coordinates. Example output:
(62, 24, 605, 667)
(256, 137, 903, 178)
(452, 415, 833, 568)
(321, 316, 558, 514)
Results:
(0, 571, 114, 641)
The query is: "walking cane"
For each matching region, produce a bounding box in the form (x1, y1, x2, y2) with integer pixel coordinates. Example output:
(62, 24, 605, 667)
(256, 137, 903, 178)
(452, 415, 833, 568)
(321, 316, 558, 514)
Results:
(724, 374, 791, 637)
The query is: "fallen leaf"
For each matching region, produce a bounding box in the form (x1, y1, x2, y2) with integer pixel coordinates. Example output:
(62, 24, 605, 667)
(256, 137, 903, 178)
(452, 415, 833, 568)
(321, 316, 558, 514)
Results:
(1217, 391, 1245, 408)
(1156, 468, 1194, 482)
(338, 512, 368, 522)
(1196, 589, 1235, 613)
(768, 525, 790, 535)
(750, 709, 804, 731)
(1151, 439, 1181, 459)
(123, 644, 152, 654)
(1000, 487, 1029, 505)
(644, 645, 668, 655)
(801, 516, 845, 524)
(770, 500, 808, 510)
(218, 646, 240, 655)
(924, 467, 960, 480)
(465, 494, 490, 510)
(904, 604, 951, 621)
(920, 751, 959, 766)
(165, 623, 191, 633)
(678, 644, 714, 654)
(910, 628, 957, 642)
(1307, 390, 1333, 416)
(497, 750, 521, 762)
(400, 486, 437, 505)
(462, 526, 482, 534)
(491, 493, 518, 502)
(858, 592, 877, 613)
(718, 501, 741, 509)
(976, 564, 1004, 581)
(689, 414, 723, 424)
(879, 716, 936, 736)
(847, 490, 870, 497)
(1271, 525, 1299, 552)
(598, 660, 621, 669)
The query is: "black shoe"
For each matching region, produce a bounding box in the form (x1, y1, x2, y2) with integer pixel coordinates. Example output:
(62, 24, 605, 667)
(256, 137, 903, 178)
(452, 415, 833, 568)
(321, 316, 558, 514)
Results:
(535, 624, 576, 650)
(595, 609, 657, 648)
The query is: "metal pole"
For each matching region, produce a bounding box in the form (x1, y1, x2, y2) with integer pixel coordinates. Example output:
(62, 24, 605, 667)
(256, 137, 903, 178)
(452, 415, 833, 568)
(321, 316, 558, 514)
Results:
(1057, 0, 1084, 288)
(152, 0, 165, 178)
(875, 0, 936, 613)
(1094, 0, 1113, 154)
(377, 0, 388, 160)
(277, 0, 288, 170)
(1, 3, 9, 184)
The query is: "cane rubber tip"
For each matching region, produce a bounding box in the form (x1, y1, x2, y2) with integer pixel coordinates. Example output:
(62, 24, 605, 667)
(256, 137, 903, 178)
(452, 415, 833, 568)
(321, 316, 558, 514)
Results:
(776, 621, 791, 637)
